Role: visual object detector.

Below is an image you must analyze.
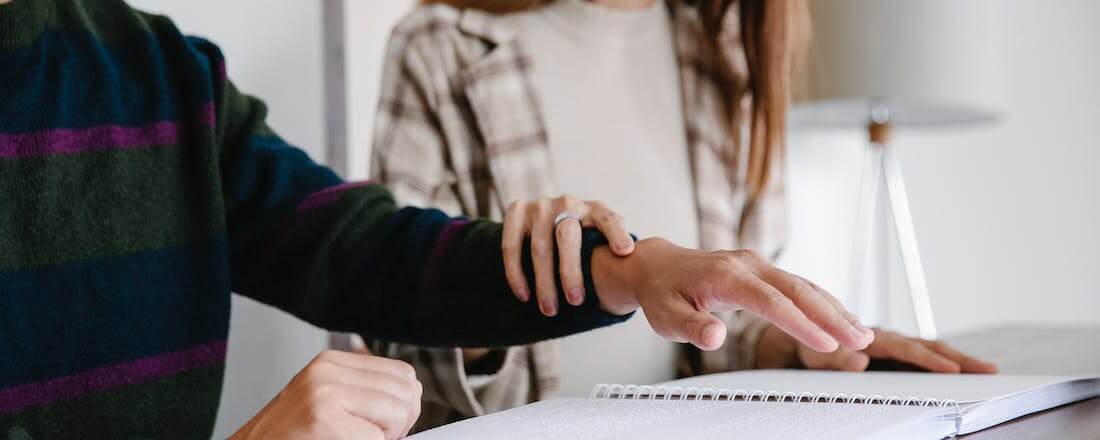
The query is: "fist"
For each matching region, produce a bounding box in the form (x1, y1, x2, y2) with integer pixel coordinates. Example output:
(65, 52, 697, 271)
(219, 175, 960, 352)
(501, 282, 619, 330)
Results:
(231, 350, 422, 440)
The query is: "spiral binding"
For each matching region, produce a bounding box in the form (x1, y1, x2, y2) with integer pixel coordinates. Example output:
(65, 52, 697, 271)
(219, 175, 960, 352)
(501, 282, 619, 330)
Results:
(590, 384, 960, 414)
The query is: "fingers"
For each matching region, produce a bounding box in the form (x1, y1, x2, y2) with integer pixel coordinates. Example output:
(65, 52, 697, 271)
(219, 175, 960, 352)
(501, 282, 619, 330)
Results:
(313, 350, 417, 380)
(733, 270, 841, 353)
(502, 201, 530, 302)
(586, 201, 634, 256)
(555, 216, 586, 306)
(529, 200, 559, 316)
(296, 352, 422, 440)
(338, 387, 419, 440)
(921, 340, 999, 373)
(869, 332, 962, 373)
(756, 265, 874, 351)
(801, 347, 871, 372)
(505, 195, 634, 315)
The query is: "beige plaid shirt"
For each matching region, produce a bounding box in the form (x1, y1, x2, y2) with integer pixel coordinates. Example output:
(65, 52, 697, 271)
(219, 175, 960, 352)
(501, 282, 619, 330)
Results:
(361, 1, 786, 432)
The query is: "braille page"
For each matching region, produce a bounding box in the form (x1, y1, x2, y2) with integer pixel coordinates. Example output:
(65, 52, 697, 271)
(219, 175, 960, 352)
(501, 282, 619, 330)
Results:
(662, 370, 1093, 404)
(405, 397, 951, 440)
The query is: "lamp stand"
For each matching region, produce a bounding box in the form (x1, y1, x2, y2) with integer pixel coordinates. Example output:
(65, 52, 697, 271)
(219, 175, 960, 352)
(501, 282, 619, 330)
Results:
(848, 119, 939, 340)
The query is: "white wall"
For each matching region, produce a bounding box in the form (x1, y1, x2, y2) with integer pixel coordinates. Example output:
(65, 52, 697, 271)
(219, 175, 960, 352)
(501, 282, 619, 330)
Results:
(126, 1, 329, 437)
(780, 1, 1100, 337)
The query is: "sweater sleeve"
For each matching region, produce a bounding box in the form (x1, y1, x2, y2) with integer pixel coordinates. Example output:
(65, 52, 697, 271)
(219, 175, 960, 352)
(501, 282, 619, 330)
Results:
(187, 38, 631, 348)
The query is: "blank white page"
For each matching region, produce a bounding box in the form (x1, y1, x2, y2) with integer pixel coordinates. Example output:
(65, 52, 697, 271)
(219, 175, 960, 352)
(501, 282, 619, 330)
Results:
(406, 397, 950, 440)
(661, 370, 1092, 404)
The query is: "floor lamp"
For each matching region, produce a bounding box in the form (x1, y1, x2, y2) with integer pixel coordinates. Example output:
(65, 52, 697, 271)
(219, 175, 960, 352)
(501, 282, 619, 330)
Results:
(800, 0, 1001, 339)
(791, 99, 994, 340)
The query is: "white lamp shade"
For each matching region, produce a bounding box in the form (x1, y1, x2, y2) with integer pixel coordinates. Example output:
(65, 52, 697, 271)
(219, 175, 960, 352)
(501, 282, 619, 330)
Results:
(802, 0, 1005, 123)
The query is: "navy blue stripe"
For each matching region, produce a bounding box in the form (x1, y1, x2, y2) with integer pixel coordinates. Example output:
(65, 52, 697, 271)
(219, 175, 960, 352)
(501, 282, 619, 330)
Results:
(226, 134, 343, 276)
(0, 235, 231, 388)
(0, 28, 216, 134)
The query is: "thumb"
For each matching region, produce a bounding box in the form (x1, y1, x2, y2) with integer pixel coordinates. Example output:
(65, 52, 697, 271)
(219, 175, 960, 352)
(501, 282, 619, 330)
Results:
(647, 294, 728, 351)
(684, 312, 728, 351)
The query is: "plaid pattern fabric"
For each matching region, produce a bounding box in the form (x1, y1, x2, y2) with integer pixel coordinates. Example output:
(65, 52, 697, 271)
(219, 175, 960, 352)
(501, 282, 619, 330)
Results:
(359, 1, 786, 431)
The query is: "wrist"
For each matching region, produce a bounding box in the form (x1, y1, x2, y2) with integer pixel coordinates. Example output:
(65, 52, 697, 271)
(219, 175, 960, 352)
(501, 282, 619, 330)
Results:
(592, 237, 676, 315)
(591, 246, 638, 315)
(754, 324, 801, 369)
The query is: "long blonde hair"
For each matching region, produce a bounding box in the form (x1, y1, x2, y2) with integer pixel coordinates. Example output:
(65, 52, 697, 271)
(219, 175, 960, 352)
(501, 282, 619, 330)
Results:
(424, 0, 808, 199)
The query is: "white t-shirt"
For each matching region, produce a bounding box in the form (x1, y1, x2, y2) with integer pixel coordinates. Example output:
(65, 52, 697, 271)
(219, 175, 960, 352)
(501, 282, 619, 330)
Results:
(512, 0, 699, 396)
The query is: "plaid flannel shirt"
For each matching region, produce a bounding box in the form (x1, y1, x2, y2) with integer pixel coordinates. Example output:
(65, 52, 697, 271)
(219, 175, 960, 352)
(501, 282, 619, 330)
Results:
(357, 1, 787, 432)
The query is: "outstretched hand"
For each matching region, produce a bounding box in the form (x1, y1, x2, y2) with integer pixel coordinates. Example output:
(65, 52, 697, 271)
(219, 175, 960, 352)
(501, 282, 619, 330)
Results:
(591, 238, 875, 353)
(757, 325, 999, 373)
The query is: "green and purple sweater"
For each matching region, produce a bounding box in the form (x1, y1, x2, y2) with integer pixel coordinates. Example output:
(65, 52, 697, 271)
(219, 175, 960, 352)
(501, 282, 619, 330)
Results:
(0, 1, 629, 437)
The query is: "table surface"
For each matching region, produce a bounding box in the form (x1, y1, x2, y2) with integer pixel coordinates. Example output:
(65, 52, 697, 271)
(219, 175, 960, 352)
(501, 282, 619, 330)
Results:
(945, 326, 1100, 439)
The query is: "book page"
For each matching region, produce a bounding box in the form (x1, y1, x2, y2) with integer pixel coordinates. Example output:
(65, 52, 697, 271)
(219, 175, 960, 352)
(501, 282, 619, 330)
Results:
(660, 370, 1094, 404)
(407, 397, 949, 440)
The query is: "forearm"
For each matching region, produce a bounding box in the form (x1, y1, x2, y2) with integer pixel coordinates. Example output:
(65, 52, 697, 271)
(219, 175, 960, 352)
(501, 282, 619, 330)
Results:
(236, 184, 631, 347)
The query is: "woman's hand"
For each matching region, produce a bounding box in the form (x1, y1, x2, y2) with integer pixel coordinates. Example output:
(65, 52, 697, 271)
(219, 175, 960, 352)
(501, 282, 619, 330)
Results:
(502, 196, 635, 317)
(757, 325, 999, 373)
(591, 238, 875, 353)
(231, 351, 422, 440)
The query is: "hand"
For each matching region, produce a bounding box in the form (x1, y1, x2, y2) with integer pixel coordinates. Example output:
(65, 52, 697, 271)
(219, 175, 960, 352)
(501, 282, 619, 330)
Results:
(231, 351, 422, 440)
(757, 325, 999, 373)
(503, 196, 635, 317)
(592, 238, 875, 353)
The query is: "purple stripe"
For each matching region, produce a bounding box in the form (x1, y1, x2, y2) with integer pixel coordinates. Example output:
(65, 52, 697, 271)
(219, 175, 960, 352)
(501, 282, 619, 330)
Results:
(0, 121, 179, 158)
(419, 219, 472, 295)
(296, 181, 376, 213)
(0, 340, 227, 415)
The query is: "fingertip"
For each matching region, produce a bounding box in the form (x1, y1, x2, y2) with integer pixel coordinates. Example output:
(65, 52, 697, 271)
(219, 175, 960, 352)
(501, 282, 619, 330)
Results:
(514, 286, 530, 302)
(810, 333, 840, 353)
(567, 287, 585, 306)
(699, 321, 726, 351)
(613, 240, 635, 256)
(539, 298, 558, 317)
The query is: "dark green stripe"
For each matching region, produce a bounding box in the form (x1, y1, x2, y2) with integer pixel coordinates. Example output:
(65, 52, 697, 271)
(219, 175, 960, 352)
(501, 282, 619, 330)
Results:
(0, 364, 224, 439)
(0, 143, 224, 271)
(0, 0, 165, 52)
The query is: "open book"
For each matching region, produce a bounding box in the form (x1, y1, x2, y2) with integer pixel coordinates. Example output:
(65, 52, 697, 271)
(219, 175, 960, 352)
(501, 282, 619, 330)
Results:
(407, 370, 1100, 439)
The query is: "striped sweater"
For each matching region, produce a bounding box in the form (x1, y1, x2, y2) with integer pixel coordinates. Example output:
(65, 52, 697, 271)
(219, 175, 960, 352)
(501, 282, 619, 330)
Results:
(0, 1, 629, 437)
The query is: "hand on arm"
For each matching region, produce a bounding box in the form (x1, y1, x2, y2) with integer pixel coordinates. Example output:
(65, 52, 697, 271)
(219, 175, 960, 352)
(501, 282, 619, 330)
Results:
(755, 324, 999, 373)
(502, 196, 635, 316)
(231, 351, 422, 440)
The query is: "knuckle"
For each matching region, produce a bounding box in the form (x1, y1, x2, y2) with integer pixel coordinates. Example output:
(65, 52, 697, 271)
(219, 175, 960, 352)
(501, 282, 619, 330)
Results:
(557, 194, 578, 206)
(709, 254, 739, 274)
(560, 269, 582, 284)
(506, 199, 525, 212)
(732, 249, 761, 263)
(396, 361, 417, 379)
(314, 349, 338, 364)
(759, 293, 790, 320)
(305, 382, 337, 403)
(531, 241, 552, 257)
(556, 223, 580, 241)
